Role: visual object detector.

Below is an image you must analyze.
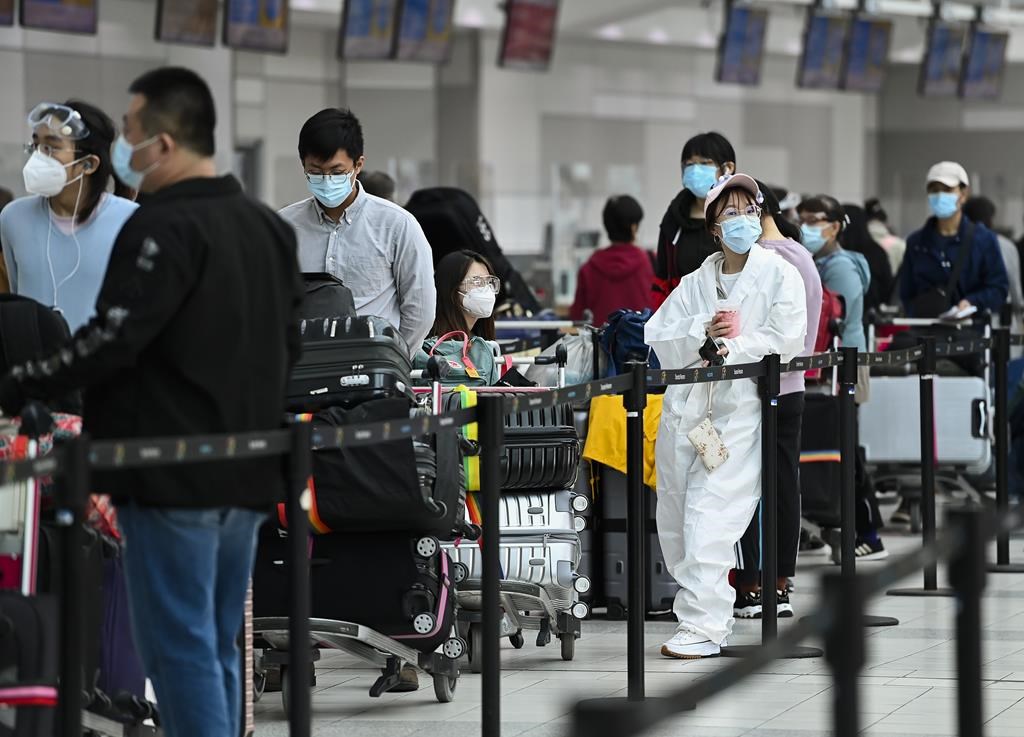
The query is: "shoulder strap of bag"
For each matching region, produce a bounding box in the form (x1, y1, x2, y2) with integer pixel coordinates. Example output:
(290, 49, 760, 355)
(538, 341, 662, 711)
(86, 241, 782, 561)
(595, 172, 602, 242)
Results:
(945, 221, 975, 298)
(431, 330, 483, 377)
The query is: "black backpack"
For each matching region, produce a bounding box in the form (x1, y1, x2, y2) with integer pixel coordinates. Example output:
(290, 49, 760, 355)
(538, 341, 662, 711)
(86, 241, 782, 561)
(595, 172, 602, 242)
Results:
(300, 272, 357, 321)
(0, 294, 81, 413)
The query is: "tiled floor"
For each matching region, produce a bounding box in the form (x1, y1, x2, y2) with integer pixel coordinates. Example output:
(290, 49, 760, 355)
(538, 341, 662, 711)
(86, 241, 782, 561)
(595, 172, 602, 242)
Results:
(254, 510, 1024, 737)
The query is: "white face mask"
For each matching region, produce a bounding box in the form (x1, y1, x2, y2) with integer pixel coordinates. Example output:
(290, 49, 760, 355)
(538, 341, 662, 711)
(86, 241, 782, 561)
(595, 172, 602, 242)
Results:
(461, 287, 496, 319)
(22, 150, 85, 198)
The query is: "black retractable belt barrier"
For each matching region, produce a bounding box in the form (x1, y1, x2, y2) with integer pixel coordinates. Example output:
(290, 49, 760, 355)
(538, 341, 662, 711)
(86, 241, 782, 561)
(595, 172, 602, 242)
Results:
(838, 348, 898, 628)
(889, 336, 955, 597)
(823, 569, 865, 737)
(948, 506, 987, 737)
(624, 361, 647, 701)
(478, 395, 505, 737)
(724, 355, 821, 659)
(286, 421, 313, 737)
(989, 327, 1024, 573)
(56, 434, 88, 737)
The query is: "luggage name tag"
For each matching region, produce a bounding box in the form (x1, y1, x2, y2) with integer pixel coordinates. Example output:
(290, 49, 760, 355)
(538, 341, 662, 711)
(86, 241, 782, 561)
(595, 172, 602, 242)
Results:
(463, 358, 481, 380)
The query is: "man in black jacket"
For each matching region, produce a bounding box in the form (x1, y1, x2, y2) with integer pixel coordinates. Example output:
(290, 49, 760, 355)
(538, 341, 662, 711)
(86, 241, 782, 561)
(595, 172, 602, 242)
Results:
(0, 68, 303, 737)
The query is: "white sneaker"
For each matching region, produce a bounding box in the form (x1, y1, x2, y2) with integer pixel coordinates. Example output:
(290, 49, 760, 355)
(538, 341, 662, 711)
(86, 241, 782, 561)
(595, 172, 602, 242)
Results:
(660, 628, 720, 660)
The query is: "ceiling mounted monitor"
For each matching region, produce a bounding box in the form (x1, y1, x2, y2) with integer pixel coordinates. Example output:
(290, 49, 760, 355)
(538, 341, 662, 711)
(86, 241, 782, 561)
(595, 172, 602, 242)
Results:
(20, 0, 97, 34)
(498, 0, 561, 72)
(338, 0, 401, 60)
(918, 20, 967, 97)
(959, 25, 1009, 100)
(840, 16, 892, 92)
(797, 10, 850, 90)
(223, 0, 289, 53)
(394, 0, 456, 63)
(0, 0, 13, 26)
(156, 0, 218, 46)
(715, 1, 769, 87)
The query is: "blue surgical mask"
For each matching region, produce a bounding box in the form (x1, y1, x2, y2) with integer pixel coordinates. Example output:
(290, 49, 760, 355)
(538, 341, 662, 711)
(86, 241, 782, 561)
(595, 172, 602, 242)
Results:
(112, 134, 159, 191)
(682, 164, 718, 199)
(800, 224, 828, 254)
(306, 171, 354, 208)
(928, 192, 960, 220)
(719, 215, 761, 255)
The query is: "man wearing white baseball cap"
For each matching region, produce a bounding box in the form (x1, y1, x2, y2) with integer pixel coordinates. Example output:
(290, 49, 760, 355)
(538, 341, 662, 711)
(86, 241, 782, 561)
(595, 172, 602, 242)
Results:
(899, 160, 1007, 327)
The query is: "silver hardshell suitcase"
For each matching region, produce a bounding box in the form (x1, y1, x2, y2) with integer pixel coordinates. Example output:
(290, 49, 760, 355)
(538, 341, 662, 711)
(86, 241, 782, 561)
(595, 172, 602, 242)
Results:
(494, 490, 588, 535)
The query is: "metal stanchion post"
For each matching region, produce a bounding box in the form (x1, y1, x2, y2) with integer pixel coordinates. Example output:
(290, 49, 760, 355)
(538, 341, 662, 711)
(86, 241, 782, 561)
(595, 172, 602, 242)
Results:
(624, 361, 648, 701)
(287, 421, 312, 737)
(724, 355, 820, 659)
(478, 395, 505, 737)
(823, 571, 865, 737)
(889, 336, 954, 597)
(56, 434, 88, 737)
(988, 327, 1024, 572)
(948, 506, 987, 737)
(838, 348, 898, 627)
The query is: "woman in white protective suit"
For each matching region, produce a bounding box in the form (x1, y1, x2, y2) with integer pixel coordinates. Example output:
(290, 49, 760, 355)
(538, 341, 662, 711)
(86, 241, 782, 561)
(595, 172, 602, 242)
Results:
(645, 173, 807, 659)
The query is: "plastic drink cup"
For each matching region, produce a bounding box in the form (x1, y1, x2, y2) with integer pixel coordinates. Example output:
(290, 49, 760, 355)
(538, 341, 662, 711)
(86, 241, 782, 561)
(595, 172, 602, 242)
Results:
(714, 301, 741, 339)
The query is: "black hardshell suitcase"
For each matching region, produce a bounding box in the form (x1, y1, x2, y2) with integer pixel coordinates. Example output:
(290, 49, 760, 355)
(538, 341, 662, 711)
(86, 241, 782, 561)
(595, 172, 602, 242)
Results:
(501, 428, 580, 490)
(799, 393, 842, 528)
(287, 315, 411, 411)
(405, 188, 541, 314)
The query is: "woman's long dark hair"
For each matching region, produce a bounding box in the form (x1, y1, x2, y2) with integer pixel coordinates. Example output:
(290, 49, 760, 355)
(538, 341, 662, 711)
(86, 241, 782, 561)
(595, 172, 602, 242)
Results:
(64, 99, 119, 222)
(431, 249, 497, 341)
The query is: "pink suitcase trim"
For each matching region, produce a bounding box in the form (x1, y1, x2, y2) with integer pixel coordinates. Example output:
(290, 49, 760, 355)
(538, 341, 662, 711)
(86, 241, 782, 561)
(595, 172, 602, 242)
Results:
(393, 553, 450, 641)
(0, 685, 59, 706)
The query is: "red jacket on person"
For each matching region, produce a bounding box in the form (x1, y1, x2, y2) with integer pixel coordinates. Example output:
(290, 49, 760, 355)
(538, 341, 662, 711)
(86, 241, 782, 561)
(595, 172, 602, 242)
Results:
(569, 242, 655, 324)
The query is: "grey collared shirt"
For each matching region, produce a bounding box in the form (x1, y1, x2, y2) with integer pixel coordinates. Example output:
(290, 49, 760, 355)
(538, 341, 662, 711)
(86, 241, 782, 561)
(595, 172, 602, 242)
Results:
(278, 186, 436, 355)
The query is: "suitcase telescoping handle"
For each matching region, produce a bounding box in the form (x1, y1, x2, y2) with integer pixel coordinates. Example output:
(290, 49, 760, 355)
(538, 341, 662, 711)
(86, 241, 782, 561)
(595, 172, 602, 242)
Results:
(16, 402, 55, 596)
(531, 343, 568, 388)
(425, 356, 448, 415)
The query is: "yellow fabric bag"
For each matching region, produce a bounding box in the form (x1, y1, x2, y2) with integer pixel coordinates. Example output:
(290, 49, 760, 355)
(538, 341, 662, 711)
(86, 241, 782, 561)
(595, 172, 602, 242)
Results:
(581, 394, 663, 489)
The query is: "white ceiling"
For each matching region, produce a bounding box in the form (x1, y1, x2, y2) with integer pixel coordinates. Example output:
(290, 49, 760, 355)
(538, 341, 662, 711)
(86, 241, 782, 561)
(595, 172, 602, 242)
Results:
(289, 0, 1024, 61)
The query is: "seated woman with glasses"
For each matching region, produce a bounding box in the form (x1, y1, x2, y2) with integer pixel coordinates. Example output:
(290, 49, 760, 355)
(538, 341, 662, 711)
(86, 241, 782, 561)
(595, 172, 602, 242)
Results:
(645, 173, 807, 659)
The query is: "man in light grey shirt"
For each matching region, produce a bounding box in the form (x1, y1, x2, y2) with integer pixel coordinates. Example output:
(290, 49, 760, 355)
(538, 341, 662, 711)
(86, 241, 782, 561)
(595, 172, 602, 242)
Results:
(279, 108, 435, 355)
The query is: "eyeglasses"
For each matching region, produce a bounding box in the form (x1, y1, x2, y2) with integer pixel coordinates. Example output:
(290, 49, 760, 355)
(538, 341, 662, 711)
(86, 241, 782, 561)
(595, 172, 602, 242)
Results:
(304, 171, 353, 185)
(717, 204, 761, 223)
(24, 142, 80, 157)
(462, 275, 500, 293)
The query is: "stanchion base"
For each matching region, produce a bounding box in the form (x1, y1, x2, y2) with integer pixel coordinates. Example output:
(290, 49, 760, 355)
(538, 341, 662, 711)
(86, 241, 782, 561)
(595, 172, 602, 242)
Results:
(864, 615, 900, 627)
(573, 695, 694, 733)
(720, 644, 822, 659)
(886, 587, 955, 597)
(988, 563, 1024, 574)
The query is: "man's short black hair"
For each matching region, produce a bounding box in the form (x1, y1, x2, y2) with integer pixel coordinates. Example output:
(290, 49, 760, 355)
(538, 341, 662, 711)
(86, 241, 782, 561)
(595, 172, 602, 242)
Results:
(358, 170, 395, 200)
(963, 196, 996, 229)
(602, 195, 644, 243)
(128, 67, 216, 157)
(298, 108, 364, 163)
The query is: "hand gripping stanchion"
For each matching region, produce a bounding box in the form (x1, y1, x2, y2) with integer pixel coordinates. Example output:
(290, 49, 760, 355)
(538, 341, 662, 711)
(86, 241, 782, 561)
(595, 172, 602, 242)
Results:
(823, 570, 865, 737)
(478, 395, 505, 737)
(724, 354, 821, 659)
(889, 336, 955, 597)
(988, 327, 1024, 573)
(287, 421, 313, 737)
(56, 433, 89, 737)
(624, 361, 647, 701)
(948, 506, 987, 737)
(838, 348, 898, 628)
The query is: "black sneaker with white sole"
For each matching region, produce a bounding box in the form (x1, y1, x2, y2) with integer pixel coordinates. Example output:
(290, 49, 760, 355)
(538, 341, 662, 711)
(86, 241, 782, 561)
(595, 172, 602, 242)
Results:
(776, 589, 794, 618)
(854, 537, 888, 561)
(734, 590, 762, 619)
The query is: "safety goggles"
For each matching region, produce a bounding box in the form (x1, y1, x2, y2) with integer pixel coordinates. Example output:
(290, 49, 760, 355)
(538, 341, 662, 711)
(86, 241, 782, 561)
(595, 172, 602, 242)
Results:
(461, 275, 501, 293)
(27, 102, 90, 140)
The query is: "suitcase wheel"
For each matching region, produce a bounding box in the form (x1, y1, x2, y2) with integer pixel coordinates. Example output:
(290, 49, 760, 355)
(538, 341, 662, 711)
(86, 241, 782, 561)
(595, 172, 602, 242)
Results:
(413, 612, 436, 634)
(415, 537, 440, 559)
(509, 632, 525, 649)
(442, 637, 467, 660)
(559, 633, 576, 661)
(433, 673, 457, 703)
(453, 561, 470, 584)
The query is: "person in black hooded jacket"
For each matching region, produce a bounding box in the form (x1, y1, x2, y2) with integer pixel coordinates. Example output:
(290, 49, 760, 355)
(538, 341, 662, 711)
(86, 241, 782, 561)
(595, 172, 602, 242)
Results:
(651, 132, 736, 308)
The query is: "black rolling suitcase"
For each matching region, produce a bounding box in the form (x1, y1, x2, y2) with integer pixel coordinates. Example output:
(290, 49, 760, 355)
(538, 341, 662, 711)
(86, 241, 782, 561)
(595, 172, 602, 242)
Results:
(800, 393, 842, 528)
(405, 188, 541, 314)
(287, 315, 411, 411)
(299, 399, 466, 538)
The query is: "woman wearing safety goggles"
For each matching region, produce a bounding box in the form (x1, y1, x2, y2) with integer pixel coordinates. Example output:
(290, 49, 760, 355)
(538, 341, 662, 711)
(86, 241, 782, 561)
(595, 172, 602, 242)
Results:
(0, 101, 137, 331)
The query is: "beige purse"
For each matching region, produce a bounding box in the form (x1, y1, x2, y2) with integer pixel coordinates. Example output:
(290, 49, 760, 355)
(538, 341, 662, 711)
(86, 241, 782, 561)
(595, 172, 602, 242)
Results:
(686, 384, 729, 472)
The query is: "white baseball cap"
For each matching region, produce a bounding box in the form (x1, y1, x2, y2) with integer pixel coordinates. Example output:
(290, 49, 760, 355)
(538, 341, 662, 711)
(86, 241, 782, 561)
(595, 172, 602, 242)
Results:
(926, 161, 969, 189)
(703, 173, 763, 217)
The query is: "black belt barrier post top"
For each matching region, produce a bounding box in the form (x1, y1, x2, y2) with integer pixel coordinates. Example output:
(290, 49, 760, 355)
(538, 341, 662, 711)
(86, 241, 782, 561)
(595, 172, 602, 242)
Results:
(287, 421, 313, 737)
(890, 335, 955, 598)
(989, 327, 1024, 572)
(624, 360, 648, 702)
(478, 394, 505, 737)
(56, 433, 89, 737)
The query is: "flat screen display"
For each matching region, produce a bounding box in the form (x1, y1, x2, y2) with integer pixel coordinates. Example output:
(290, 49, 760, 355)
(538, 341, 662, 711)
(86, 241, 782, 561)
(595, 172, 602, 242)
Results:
(338, 0, 400, 60)
(919, 21, 966, 97)
(223, 0, 289, 53)
(156, 0, 218, 46)
(959, 26, 1009, 100)
(0, 0, 14, 26)
(395, 0, 455, 63)
(20, 0, 97, 34)
(841, 16, 892, 92)
(498, 0, 560, 71)
(715, 2, 769, 87)
(797, 11, 849, 89)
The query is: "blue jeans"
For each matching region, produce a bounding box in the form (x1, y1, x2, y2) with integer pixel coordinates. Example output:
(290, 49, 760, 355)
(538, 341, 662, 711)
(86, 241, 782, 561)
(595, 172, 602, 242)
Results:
(117, 504, 267, 737)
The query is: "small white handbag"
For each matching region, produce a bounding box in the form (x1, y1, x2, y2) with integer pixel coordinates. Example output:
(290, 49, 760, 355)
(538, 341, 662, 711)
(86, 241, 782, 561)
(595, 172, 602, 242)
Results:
(686, 384, 729, 472)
